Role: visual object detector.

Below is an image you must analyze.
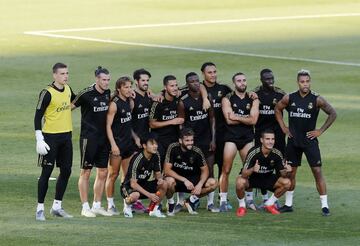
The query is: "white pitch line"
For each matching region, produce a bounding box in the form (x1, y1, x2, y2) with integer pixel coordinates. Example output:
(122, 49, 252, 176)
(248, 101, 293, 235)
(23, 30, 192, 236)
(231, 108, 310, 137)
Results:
(24, 32, 360, 67)
(26, 13, 360, 33)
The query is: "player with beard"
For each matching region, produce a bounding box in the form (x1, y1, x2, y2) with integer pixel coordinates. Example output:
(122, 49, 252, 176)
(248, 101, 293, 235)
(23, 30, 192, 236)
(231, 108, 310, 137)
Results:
(275, 69, 336, 216)
(219, 72, 259, 212)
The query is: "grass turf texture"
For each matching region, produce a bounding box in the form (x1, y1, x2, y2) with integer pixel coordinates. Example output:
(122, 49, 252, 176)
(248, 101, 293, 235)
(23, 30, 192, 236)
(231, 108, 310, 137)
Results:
(0, 0, 360, 245)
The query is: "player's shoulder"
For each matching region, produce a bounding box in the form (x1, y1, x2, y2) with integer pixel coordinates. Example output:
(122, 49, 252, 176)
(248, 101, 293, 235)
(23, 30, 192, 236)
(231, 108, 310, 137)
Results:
(192, 146, 205, 157)
(77, 84, 95, 97)
(253, 85, 262, 93)
(273, 86, 286, 95)
(218, 82, 232, 92)
(181, 93, 189, 101)
(311, 90, 320, 97)
(225, 91, 235, 99)
(168, 142, 180, 151)
(247, 146, 261, 158)
(271, 148, 284, 159)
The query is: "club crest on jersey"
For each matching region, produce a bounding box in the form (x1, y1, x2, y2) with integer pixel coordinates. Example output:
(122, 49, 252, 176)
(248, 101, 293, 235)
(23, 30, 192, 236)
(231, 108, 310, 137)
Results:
(273, 98, 277, 105)
(308, 102, 313, 109)
(246, 103, 251, 110)
(270, 160, 275, 166)
(176, 155, 181, 160)
(189, 157, 194, 164)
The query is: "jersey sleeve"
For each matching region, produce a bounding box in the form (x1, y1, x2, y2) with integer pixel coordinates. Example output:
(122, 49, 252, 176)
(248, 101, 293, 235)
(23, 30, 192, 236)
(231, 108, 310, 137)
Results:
(154, 152, 162, 172)
(272, 149, 285, 172)
(34, 89, 51, 131)
(193, 146, 206, 167)
(72, 89, 86, 107)
(69, 86, 76, 101)
(243, 149, 257, 170)
(164, 143, 176, 164)
(130, 156, 141, 180)
(149, 101, 160, 120)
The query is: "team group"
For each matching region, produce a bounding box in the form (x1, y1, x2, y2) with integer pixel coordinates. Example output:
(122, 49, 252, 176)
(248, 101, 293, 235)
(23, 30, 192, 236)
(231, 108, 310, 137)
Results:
(34, 61, 337, 221)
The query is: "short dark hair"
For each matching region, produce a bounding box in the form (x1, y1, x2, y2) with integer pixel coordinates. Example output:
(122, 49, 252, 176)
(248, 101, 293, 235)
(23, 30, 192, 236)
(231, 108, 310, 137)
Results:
(180, 127, 194, 138)
(297, 69, 311, 81)
(140, 132, 158, 145)
(200, 62, 216, 72)
(133, 68, 151, 81)
(163, 75, 177, 86)
(260, 68, 272, 78)
(232, 72, 245, 82)
(52, 63, 67, 73)
(95, 66, 109, 77)
(261, 129, 275, 138)
(185, 72, 198, 83)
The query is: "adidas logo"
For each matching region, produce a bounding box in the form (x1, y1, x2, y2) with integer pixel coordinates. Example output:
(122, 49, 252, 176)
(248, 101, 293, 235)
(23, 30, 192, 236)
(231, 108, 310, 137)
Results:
(138, 104, 143, 108)
(189, 106, 194, 111)
(291, 102, 296, 106)
(233, 103, 237, 107)
(94, 97, 98, 101)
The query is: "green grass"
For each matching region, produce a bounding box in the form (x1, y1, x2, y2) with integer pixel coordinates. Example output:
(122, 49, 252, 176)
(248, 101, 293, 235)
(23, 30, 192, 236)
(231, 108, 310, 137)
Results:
(0, 0, 360, 245)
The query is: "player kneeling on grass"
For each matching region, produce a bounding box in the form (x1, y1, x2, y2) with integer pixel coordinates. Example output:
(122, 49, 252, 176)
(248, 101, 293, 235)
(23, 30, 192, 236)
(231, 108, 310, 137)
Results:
(235, 129, 291, 217)
(164, 128, 218, 215)
(120, 133, 169, 218)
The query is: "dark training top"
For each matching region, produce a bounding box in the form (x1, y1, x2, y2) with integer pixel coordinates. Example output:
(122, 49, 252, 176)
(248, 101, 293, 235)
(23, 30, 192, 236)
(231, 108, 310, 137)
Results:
(132, 91, 151, 138)
(111, 96, 133, 144)
(165, 142, 206, 177)
(72, 84, 110, 140)
(287, 90, 320, 147)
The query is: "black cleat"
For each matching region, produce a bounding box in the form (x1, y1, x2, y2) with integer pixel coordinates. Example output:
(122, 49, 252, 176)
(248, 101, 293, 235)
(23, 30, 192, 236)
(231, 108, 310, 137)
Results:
(321, 207, 330, 216)
(278, 205, 293, 213)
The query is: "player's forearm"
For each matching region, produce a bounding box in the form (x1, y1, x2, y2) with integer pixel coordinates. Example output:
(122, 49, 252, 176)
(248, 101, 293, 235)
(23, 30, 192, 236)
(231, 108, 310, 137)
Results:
(131, 181, 152, 198)
(319, 112, 337, 134)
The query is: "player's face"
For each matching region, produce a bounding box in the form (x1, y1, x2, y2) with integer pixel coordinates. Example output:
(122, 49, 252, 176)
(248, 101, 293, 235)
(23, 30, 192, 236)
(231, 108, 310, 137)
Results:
(118, 81, 133, 98)
(187, 75, 200, 92)
(165, 79, 178, 97)
(260, 133, 275, 150)
(261, 72, 274, 89)
(297, 75, 311, 94)
(144, 139, 158, 154)
(96, 73, 110, 91)
(203, 65, 217, 84)
(180, 135, 194, 151)
(53, 68, 69, 85)
(137, 74, 149, 92)
(234, 74, 247, 93)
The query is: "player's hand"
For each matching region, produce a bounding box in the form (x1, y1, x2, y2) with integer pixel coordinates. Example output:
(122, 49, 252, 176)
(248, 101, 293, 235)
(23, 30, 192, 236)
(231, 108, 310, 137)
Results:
(110, 145, 120, 157)
(192, 184, 202, 196)
(285, 163, 292, 173)
(35, 130, 50, 155)
(152, 94, 164, 103)
(306, 129, 322, 140)
(149, 193, 160, 203)
(202, 98, 211, 111)
(209, 141, 216, 152)
(184, 179, 194, 190)
(157, 178, 164, 185)
(253, 160, 260, 173)
(228, 112, 237, 121)
(130, 90, 136, 99)
(172, 117, 184, 125)
(248, 91, 258, 100)
(134, 136, 141, 148)
(282, 126, 292, 138)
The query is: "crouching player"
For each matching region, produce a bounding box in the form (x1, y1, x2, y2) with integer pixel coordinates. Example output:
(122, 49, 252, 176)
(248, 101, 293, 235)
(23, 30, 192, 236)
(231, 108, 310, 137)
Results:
(120, 133, 169, 218)
(164, 128, 218, 215)
(235, 129, 291, 217)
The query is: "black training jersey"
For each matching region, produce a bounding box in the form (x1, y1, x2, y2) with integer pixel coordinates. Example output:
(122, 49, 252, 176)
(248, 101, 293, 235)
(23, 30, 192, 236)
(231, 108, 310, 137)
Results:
(287, 90, 320, 147)
(254, 86, 285, 134)
(204, 82, 232, 141)
(122, 151, 161, 187)
(72, 84, 110, 139)
(111, 96, 133, 143)
(165, 142, 206, 177)
(132, 91, 151, 137)
(225, 92, 254, 139)
(149, 98, 179, 141)
(181, 94, 211, 146)
(243, 146, 284, 177)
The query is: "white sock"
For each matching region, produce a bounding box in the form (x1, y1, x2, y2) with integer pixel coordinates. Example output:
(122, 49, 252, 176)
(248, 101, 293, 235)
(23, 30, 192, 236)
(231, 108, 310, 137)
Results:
(37, 203, 44, 212)
(92, 201, 101, 209)
(82, 202, 90, 210)
(245, 191, 253, 201)
(262, 192, 269, 201)
(124, 199, 132, 208)
(107, 197, 115, 209)
(264, 194, 278, 206)
(207, 191, 215, 206)
(52, 200, 62, 210)
(153, 205, 159, 211)
(285, 191, 294, 207)
(320, 195, 328, 208)
(168, 196, 175, 205)
(219, 192, 227, 203)
(237, 198, 246, 208)
(177, 192, 185, 204)
(190, 195, 199, 203)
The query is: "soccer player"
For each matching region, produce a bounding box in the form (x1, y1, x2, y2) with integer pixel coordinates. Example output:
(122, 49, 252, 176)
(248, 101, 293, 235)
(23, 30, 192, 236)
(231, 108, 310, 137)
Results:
(177, 72, 218, 212)
(235, 129, 291, 217)
(275, 69, 337, 216)
(106, 76, 140, 215)
(121, 133, 168, 218)
(253, 68, 286, 206)
(149, 75, 183, 164)
(72, 66, 112, 217)
(34, 63, 75, 221)
(201, 62, 232, 181)
(219, 72, 259, 212)
(164, 128, 218, 215)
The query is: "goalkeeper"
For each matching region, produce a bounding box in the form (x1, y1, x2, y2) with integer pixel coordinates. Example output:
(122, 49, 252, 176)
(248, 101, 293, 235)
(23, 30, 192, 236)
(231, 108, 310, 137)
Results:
(34, 63, 76, 221)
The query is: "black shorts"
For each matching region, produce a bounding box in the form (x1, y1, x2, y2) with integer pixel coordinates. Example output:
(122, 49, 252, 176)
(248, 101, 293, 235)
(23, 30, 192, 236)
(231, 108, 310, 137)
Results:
(225, 136, 253, 150)
(80, 137, 109, 169)
(175, 175, 201, 193)
(286, 138, 322, 167)
(38, 132, 72, 168)
(248, 174, 278, 192)
(120, 180, 158, 199)
(114, 139, 137, 159)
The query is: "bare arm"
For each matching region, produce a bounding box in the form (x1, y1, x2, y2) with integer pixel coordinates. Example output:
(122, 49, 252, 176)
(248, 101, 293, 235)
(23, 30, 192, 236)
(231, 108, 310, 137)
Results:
(164, 162, 195, 191)
(224, 97, 260, 125)
(130, 179, 159, 202)
(241, 160, 260, 178)
(208, 106, 216, 151)
(106, 102, 120, 155)
(222, 96, 239, 125)
(199, 84, 211, 111)
(275, 94, 292, 137)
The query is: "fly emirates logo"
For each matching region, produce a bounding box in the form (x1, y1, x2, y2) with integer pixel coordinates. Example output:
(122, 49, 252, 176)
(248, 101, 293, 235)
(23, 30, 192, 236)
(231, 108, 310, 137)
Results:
(290, 108, 311, 118)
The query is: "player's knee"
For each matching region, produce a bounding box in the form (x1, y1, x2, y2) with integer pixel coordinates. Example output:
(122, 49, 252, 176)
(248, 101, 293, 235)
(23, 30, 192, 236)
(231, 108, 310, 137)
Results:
(283, 178, 291, 190)
(97, 168, 108, 180)
(80, 169, 91, 179)
(166, 177, 176, 187)
(235, 176, 246, 189)
(207, 178, 218, 188)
